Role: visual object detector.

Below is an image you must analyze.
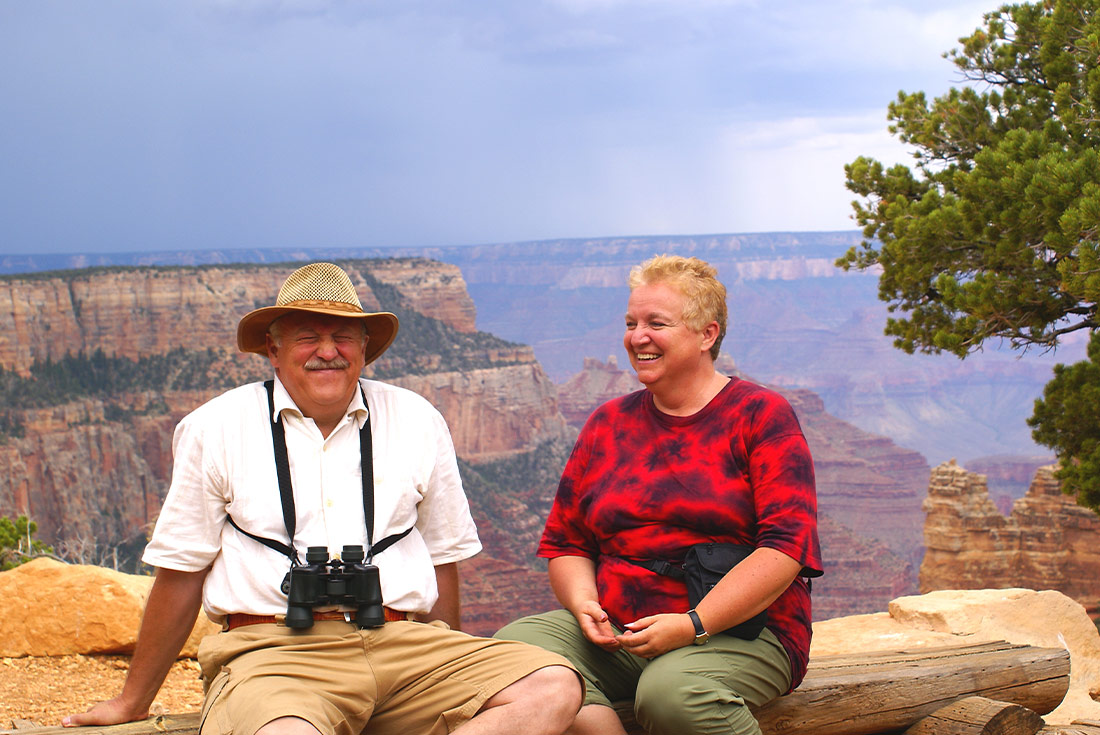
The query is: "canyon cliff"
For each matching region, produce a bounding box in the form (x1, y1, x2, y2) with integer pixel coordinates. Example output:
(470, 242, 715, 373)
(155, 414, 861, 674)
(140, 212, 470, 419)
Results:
(3, 232, 1080, 468)
(0, 260, 479, 376)
(920, 461, 1100, 622)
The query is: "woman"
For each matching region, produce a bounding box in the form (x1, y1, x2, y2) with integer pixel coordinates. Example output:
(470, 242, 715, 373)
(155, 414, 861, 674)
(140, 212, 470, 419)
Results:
(496, 255, 822, 735)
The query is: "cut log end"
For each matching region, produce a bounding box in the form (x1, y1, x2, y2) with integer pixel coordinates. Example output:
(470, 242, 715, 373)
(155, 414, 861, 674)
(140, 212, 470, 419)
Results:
(903, 696, 1045, 735)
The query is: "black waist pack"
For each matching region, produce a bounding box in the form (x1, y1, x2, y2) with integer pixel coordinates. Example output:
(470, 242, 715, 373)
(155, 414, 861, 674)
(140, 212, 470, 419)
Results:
(627, 542, 767, 641)
(684, 543, 767, 640)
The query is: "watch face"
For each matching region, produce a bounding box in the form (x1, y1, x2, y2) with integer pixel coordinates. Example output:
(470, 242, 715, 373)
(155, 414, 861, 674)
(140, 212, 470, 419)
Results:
(694, 632, 710, 645)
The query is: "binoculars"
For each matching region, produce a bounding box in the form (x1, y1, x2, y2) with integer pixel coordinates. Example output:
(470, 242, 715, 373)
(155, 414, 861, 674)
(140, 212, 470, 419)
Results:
(284, 545, 384, 629)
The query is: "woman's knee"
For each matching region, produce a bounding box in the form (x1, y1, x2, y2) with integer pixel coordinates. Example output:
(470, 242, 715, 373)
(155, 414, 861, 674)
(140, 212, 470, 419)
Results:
(634, 673, 760, 735)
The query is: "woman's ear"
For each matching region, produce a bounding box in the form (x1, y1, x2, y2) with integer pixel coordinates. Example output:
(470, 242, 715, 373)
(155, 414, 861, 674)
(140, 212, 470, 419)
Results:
(700, 321, 720, 352)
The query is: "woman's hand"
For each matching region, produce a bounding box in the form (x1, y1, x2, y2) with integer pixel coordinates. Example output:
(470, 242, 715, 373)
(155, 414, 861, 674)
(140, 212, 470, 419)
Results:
(574, 600, 623, 652)
(616, 613, 695, 658)
(549, 556, 623, 651)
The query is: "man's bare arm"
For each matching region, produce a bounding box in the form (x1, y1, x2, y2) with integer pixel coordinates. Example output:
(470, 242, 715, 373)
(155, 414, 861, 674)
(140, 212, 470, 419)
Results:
(63, 566, 209, 727)
(418, 562, 461, 630)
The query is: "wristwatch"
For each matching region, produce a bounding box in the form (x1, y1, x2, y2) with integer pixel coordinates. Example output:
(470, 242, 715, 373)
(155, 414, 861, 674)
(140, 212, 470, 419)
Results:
(687, 609, 710, 645)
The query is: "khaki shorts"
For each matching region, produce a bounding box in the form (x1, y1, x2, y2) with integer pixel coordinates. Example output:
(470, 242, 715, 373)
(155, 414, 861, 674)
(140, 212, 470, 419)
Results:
(198, 619, 576, 735)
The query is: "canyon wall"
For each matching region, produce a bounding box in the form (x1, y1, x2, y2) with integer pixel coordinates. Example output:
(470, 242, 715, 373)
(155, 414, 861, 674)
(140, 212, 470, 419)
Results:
(0, 259, 477, 376)
(920, 460, 1100, 620)
(3, 233, 1079, 469)
(394, 364, 571, 461)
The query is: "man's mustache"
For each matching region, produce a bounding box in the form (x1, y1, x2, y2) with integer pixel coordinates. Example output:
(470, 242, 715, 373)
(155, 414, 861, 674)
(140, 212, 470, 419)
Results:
(304, 356, 351, 370)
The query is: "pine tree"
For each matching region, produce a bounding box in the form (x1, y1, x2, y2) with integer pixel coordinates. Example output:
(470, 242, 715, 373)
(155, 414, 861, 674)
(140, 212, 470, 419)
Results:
(839, 0, 1100, 512)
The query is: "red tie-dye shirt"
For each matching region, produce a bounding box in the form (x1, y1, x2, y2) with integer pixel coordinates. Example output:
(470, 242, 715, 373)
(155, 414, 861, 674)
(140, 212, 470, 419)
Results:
(538, 377, 823, 689)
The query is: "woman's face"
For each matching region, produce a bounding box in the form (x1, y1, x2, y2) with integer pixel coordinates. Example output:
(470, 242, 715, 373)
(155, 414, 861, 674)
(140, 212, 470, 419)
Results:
(623, 281, 713, 389)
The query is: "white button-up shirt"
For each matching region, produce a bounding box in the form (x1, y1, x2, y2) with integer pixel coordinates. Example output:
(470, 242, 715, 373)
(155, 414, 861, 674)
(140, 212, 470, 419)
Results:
(143, 377, 481, 622)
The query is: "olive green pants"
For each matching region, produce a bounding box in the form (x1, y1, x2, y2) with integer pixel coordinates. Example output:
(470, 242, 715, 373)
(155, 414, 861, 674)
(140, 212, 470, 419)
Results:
(495, 609, 791, 735)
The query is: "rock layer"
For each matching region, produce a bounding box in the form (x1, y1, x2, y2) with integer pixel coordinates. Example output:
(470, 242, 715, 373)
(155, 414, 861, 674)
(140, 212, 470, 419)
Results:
(0, 260, 477, 376)
(395, 364, 572, 461)
(920, 461, 1100, 621)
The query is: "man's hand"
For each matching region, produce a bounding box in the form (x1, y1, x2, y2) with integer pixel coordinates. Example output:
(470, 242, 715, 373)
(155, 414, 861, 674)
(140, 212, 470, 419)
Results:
(62, 697, 148, 727)
(574, 600, 622, 652)
(616, 613, 694, 658)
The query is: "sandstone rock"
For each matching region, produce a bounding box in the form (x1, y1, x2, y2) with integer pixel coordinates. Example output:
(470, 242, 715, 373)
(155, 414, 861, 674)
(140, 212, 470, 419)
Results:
(395, 364, 573, 461)
(814, 515, 914, 621)
(555, 356, 641, 428)
(812, 588, 1100, 726)
(366, 258, 477, 333)
(920, 461, 1100, 620)
(0, 558, 219, 658)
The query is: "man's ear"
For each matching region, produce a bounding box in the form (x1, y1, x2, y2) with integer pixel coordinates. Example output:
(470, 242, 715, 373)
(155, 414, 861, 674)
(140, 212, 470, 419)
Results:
(265, 333, 280, 368)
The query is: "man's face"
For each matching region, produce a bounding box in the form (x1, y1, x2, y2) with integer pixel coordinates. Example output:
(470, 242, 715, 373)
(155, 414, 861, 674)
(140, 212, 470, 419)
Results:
(266, 312, 368, 423)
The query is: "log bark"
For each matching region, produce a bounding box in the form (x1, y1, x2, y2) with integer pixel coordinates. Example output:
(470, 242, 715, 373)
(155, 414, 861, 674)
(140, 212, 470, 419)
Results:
(753, 641, 1069, 735)
(902, 696, 1044, 735)
(1038, 723, 1100, 735)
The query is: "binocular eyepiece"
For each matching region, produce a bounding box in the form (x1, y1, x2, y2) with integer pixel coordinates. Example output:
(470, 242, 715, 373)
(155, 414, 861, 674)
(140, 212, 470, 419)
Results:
(284, 545, 384, 629)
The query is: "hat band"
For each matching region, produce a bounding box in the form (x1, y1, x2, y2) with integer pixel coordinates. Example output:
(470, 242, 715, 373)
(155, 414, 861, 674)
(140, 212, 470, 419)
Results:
(278, 299, 366, 315)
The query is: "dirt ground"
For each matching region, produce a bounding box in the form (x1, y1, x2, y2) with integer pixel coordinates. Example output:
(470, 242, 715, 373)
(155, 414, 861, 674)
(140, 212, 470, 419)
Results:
(0, 655, 204, 729)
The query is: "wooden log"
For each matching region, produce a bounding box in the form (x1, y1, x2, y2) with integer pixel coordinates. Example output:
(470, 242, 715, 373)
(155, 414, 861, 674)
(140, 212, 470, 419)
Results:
(0, 714, 199, 735)
(1038, 723, 1100, 735)
(902, 696, 1045, 735)
(753, 641, 1069, 735)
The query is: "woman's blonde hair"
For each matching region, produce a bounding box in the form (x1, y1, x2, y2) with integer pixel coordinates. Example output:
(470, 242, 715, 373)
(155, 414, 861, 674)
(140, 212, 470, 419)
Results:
(627, 254, 728, 360)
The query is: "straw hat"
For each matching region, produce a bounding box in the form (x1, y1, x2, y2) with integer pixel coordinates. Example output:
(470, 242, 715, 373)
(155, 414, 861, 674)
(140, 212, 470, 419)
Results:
(236, 262, 399, 365)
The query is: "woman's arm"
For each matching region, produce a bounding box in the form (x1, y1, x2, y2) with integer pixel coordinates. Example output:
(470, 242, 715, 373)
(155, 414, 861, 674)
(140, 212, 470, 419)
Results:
(548, 555, 622, 652)
(693, 547, 801, 633)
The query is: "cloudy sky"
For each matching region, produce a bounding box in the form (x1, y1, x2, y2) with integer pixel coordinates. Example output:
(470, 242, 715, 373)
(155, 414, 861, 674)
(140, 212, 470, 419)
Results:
(0, 0, 995, 255)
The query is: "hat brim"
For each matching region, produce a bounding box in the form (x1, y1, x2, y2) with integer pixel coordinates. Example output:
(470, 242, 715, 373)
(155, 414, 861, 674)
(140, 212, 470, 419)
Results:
(237, 305, 399, 366)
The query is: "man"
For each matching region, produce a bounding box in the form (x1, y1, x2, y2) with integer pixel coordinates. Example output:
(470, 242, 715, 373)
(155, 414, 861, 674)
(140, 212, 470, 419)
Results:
(64, 262, 581, 735)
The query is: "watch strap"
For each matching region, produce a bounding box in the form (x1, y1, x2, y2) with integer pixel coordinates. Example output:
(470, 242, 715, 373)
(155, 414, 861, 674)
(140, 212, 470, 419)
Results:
(687, 609, 708, 640)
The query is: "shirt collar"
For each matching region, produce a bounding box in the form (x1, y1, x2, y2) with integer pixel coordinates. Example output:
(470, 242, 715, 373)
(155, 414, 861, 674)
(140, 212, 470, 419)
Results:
(271, 375, 369, 429)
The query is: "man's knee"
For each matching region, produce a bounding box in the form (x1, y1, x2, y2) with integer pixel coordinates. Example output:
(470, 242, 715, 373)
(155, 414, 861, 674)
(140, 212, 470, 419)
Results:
(486, 664, 583, 718)
(254, 716, 323, 735)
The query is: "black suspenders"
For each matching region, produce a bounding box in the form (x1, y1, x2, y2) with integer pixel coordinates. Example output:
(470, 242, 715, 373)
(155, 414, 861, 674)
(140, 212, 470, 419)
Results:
(226, 380, 412, 570)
